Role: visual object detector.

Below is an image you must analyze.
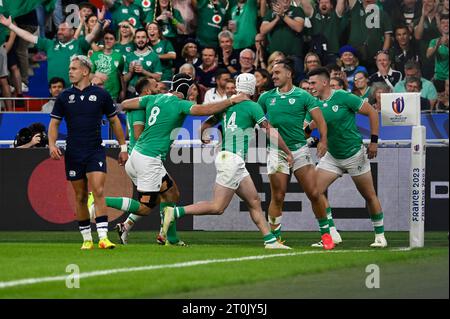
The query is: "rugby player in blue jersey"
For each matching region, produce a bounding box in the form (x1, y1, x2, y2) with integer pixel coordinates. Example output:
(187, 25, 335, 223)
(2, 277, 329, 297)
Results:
(48, 55, 129, 250)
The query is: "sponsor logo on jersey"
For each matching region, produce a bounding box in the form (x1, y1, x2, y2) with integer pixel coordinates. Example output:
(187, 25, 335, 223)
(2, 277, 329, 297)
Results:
(69, 94, 75, 103)
(98, 161, 103, 167)
(270, 98, 276, 105)
(89, 95, 97, 101)
(69, 170, 76, 177)
(146, 61, 152, 66)
(323, 103, 328, 107)
(134, 9, 140, 16)
(55, 44, 60, 50)
(122, 8, 129, 14)
(289, 98, 295, 105)
(114, 60, 119, 67)
(80, 95, 85, 101)
(332, 105, 339, 112)
(156, 47, 162, 53)
(69, 45, 74, 50)
(392, 97, 405, 115)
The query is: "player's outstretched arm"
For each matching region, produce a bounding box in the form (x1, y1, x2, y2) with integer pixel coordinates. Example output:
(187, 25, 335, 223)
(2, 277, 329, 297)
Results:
(309, 108, 328, 158)
(121, 97, 141, 110)
(190, 93, 249, 116)
(48, 118, 62, 160)
(260, 120, 294, 168)
(109, 115, 129, 165)
(358, 102, 379, 159)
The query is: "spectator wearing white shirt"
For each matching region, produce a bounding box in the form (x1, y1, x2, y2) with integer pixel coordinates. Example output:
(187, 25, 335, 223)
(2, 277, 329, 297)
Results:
(202, 68, 231, 104)
(41, 77, 65, 113)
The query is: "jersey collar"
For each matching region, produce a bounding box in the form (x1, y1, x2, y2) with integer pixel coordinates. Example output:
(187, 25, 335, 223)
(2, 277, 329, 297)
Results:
(275, 86, 295, 97)
(320, 89, 337, 102)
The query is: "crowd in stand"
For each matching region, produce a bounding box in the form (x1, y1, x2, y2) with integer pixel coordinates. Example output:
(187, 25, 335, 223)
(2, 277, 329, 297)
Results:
(0, 0, 448, 112)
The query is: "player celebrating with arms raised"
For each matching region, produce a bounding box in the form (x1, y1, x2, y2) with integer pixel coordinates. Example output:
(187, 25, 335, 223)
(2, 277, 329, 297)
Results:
(305, 67, 387, 248)
(48, 55, 128, 250)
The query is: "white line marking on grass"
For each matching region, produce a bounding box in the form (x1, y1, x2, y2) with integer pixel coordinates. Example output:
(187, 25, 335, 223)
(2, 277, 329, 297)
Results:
(0, 248, 408, 289)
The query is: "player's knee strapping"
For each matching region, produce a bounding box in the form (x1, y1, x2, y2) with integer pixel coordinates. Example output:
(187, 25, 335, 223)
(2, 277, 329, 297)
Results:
(159, 174, 174, 194)
(138, 191, 160, 209)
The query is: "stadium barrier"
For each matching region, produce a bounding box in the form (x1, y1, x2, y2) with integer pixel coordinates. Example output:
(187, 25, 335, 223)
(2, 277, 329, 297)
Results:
(0, 145, 447, 231)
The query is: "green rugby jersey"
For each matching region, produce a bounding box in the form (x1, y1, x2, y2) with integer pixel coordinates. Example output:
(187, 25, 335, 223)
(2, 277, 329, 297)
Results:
(218, 100, 266, 159)
(134, 94, 194, 160)
(126, 109, 145, 154)
(258, 86, 319, 151)
(305, 90, 364, 159)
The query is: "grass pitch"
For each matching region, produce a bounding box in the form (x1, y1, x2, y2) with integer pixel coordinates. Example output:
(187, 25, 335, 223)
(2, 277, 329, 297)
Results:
(0, 231, 447, 299)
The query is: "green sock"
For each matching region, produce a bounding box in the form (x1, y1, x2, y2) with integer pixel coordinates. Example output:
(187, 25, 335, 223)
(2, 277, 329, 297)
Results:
(263, 233, 277, 245)
(271, 224, 282, 239)
(326, 207, 335, 227)
(318, 217, 330, 235)
(371, 212, 384, 234)
(160, 202, 178, 243)
(106, 197, 140, 213)
(174, 206, 186, 219)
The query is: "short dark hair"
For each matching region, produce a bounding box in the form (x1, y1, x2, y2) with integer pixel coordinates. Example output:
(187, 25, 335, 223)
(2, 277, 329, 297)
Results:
(325, 63, 340, 73)
(48, 77, 65, 88)
(103, 29, 116, 39)
(404, 60, 421, 71)
(273, 57, 295, 78)
(330, 77, 345, 88)
(135, 78, 153, 95)
(440, 14, 449, 21)
(78, 2, 96, 12)
(215, 68, 230, 80)
(202, 47, 217, 55)
(135, 28, 148, 37)
(307, 67, 330, 80)
(394, 25, 410, 35)
(405, 76, 422, 90)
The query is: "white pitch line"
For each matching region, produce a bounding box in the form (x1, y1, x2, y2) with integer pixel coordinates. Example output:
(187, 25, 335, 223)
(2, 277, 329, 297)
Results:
(0, 248, 405, 289)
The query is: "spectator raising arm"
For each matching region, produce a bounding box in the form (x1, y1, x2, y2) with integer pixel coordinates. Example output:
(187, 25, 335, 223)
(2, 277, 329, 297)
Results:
(0, 15, 37, 44)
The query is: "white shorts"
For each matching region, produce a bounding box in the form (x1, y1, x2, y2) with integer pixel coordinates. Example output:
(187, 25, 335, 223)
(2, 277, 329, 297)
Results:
(317, 145, 371, 177)
(215, 151, 249, 190)
(125, 150, 167, 192)
(267, 145, 314, 175)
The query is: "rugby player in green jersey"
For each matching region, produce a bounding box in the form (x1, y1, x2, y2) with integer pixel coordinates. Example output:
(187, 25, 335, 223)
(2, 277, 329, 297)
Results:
(161, 73, 294, 249)
(305, 67, 387, 248)
(119, 73, 250, 243)
(257, 58, 334, 249)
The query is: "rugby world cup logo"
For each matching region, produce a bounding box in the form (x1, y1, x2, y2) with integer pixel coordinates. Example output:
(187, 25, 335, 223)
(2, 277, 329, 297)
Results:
(392, 97, 405, 115)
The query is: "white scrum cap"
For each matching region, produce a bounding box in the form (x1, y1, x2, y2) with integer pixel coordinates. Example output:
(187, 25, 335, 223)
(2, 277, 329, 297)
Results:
(235, 73, 256, 96)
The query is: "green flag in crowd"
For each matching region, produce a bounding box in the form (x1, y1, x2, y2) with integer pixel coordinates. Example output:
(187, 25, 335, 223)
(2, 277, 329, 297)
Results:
(0, 0, 56, 18)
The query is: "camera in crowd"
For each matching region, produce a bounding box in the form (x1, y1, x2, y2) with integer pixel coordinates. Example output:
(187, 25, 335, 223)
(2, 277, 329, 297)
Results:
(14, 122, 49, 148)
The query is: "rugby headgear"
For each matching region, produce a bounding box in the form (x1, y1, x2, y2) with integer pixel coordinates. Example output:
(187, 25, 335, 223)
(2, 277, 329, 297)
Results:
(235, 73, 256, 96)
(171, 73, 194, 99)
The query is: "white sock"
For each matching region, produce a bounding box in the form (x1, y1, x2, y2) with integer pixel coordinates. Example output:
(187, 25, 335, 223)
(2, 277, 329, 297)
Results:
(125, 214, 142, 231)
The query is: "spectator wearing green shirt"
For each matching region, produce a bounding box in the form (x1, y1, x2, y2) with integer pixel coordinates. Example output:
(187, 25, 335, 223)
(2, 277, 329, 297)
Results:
(260, 0, 306, 83)
(0, 7, 105, 88)
(352, 71, 371, 102)
(105, 0, 145, 29)
(300, 0, 346, 65)
(194, 0, 230, 48)
(426, 14, 449, 94)
(90, 30, 126, 101)
(147, 0, 186, 48)
(394, 60, 438, 108)
(227, 0, 264, 50)
(0, 26, 12, 111)
(114, 20, 136, 58)
(346, 0, 393, 74)
(147, 22, 177, 81)
(413, 0, 441, 79)
(123, 28, 163, 93)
